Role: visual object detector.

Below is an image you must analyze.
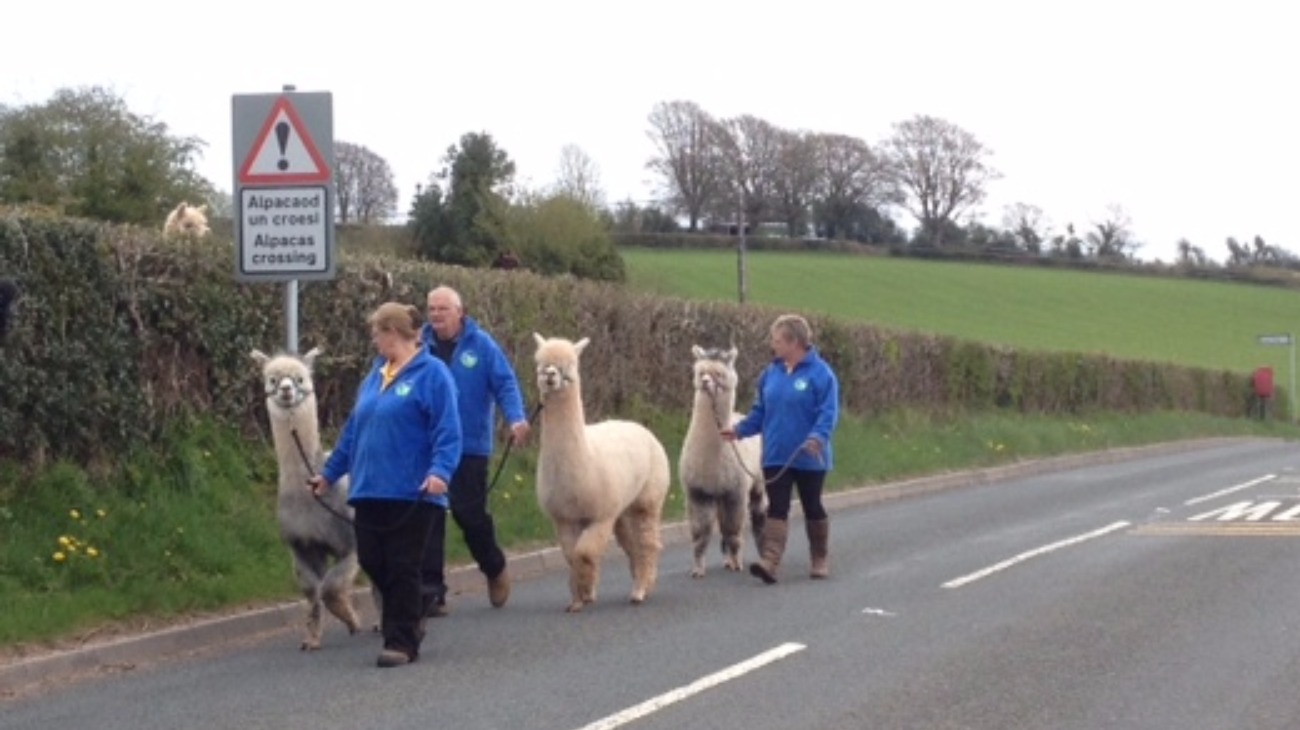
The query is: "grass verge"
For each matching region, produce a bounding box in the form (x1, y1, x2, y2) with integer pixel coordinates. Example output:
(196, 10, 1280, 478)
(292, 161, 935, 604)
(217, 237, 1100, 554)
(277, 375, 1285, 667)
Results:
(1, 410, 1295, 652)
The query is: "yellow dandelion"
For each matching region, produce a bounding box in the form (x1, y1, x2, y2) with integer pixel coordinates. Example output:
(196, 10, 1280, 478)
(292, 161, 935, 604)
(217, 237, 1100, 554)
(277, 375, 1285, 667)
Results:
(58, 536, 72, 547)
(53, 551, 66, 563)
(514, 474, 523, 483)
(69, 509, 82, 520)
(86, 547, 100, 558)
(67, 544, 78, 554)
(96, 509, 107, 519)
(503, 492, 512, 501)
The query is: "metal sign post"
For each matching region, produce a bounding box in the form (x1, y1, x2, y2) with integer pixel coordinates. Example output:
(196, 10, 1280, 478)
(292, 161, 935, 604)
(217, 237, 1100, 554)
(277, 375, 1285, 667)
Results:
(1256, 332, 1296, 423)
(232, 85, 335, 354)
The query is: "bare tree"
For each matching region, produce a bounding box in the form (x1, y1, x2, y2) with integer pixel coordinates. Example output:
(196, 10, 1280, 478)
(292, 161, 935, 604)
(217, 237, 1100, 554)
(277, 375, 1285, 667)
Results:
(646, 100, 722, 231)
(554, 143, 605, 209)
(711, 114, 783, 227)
(811, 133, 889, 240)
(771, 129, 822, 237)
(1001, 202, 1050, 253)
(1085, 204, 1140, 260)
(335, 141, 398, 224)
(880, 115, 998, 246)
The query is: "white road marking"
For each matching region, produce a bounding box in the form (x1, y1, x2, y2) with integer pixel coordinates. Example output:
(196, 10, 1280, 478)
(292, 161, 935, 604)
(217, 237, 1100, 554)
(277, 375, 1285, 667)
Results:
(1184, 474, 1277, 506)
(942, 521, 1131, 589)
(861, 607, 897, 617)
(573, 642, 806, 730)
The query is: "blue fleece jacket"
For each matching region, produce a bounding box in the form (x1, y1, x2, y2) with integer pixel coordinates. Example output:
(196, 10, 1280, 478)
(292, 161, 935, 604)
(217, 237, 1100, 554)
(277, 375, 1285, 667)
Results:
(420, 317, 527, 457)
(734, 347, 840, 472)
(322, 350, 462, 507)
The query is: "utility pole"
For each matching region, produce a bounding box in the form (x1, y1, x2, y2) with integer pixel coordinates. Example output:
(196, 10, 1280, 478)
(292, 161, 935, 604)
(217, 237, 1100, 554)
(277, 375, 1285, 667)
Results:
(736, 186, 748, 304)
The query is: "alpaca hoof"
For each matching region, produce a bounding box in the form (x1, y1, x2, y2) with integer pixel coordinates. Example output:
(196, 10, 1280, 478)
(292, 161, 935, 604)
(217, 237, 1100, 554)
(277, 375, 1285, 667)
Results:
(690, 566, 705, 578)
(629, 589, 647, 604)
(300, 640, 321, 651)
(565, 602, 585, 613)
(723, 557, 741, 571)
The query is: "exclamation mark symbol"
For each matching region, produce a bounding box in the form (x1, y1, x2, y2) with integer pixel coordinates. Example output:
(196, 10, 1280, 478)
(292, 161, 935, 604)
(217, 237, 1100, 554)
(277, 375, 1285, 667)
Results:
(275, 120, 290, 171)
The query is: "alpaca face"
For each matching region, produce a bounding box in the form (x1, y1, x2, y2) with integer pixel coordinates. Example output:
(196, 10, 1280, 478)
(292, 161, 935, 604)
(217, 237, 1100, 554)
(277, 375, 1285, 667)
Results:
(251, 347, 322, 410)
(533, 333, 589, 397)
(691, 345, 739, 398)
(164, 202, 211, 237)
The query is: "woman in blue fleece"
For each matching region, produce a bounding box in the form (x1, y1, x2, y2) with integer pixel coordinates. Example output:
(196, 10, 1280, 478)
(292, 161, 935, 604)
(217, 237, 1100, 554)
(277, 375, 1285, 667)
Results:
(308, 302, 462, 668)
(722, 314, 840, 584)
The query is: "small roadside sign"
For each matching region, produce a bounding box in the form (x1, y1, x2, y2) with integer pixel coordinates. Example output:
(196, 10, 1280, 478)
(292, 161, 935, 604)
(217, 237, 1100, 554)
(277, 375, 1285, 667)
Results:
(1258, 334, 1293, 346)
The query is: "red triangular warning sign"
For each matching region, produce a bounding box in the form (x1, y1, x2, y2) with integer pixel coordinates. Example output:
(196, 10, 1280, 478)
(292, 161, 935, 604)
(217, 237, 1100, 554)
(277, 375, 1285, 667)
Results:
(239, 97, 331, 185)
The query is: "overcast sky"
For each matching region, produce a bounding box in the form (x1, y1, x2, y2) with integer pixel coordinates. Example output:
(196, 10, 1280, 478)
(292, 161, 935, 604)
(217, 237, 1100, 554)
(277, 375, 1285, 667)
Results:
(4, 0, 1294, 262)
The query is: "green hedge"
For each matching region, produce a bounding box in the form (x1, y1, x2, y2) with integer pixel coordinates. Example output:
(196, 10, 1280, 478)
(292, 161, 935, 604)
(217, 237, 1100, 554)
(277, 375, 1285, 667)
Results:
(0, 211, 1260, 471)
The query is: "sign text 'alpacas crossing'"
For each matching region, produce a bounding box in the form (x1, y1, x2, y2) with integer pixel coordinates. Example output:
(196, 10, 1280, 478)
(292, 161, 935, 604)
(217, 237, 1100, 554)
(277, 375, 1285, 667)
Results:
(232, 91, 336, 282)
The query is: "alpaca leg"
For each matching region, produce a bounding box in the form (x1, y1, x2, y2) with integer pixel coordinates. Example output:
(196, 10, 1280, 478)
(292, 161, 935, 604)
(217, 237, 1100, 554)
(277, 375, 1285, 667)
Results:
(554, 521, 587, 612)
(624, 507, 663, 603)
(748, 480, 767, 549)
(685, 487, 717, 577)
(291, 551, 327, 651)
(613, 514, 644, 599)
(716, 491, 746, 572)
(321, 552, 362, 634)
(569, 522, 614, 611)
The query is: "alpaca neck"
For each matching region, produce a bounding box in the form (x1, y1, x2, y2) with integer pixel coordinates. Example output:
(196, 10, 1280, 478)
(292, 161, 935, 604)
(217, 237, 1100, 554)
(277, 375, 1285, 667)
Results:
(539, 388, 589, 454)
(268, 397, 321, 486)
(691, 388, 734, 433)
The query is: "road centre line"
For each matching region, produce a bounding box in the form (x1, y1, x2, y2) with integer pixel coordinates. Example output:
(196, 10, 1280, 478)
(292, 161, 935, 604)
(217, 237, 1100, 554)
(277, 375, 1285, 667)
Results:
(942, 521, 1131, 589)
(573, 642, 806, 730)
(1184, 474, 1277, 506)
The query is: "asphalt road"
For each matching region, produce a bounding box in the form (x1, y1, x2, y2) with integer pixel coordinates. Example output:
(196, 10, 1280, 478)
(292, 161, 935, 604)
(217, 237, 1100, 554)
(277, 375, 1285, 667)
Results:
(6, 438, 1300, 730)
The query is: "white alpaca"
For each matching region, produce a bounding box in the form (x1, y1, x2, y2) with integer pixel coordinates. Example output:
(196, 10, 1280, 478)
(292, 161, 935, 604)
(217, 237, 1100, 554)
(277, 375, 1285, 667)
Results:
(251, 347, 362, 650)
(532, 333, 671, 612)
(679, 346, 767, 577)
(163, 201, 210, 237)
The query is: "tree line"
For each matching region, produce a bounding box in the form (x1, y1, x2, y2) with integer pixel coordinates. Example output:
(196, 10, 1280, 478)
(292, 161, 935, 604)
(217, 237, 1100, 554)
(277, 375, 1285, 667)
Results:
(0, 86, 1290, 275)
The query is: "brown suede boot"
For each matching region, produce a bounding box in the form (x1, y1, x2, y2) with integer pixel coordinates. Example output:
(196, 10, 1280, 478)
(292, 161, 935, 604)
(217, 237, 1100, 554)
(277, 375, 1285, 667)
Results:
(749, 518, 788, 584)
(488, 566, 511, 608)
(807, 518, 830, 579)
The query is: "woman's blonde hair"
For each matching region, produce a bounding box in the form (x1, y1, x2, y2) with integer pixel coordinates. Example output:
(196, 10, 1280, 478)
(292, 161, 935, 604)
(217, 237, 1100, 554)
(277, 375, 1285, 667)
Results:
(771, 314, 813, 348)
(367, 302, 423, 341)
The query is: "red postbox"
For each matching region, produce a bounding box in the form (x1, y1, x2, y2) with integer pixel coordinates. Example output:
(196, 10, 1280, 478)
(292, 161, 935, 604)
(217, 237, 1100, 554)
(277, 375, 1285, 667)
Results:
(1254, 367, 1275, 399)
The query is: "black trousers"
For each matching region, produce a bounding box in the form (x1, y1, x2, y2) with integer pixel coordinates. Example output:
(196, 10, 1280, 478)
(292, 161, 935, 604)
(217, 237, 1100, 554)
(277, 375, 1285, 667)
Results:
(763, 468, 828, 521)
(354, 499, 439, 658)
(421, 455, 508, 599)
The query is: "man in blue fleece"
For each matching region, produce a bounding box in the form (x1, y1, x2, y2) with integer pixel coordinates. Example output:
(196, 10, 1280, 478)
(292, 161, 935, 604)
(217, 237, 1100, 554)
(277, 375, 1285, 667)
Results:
(310, 302, 462, 667)
(419, 286, 530, 614)
(722, 313, 840, 584)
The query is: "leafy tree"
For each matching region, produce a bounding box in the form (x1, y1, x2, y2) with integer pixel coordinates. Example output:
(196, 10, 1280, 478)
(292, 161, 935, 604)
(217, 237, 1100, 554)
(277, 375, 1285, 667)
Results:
(0, 86, 212, 224)
(646, 100, 722, 231)
(410, 132, 515, 265)
(509, 193, 624, 281)
(880, 115, 998, 247)
(335, 141, 398, 224)
(810, 133, 890, 241)
(771, 129, 821, 237)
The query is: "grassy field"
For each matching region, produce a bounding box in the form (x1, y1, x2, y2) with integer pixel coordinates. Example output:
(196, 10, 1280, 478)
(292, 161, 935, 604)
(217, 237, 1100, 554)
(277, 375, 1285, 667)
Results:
(623, 248, 1300, 375)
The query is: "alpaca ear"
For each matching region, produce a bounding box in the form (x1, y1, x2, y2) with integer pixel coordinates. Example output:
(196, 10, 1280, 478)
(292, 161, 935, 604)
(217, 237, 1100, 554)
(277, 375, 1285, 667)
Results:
(725, 346, 738, 363)
(533, 332, 546, 349)
(574, 337, 590, 356)
(302, 347, 322, 366)
(196, 204, 208, 214)
(691, 345, 705, 360)
(250, 349, 269, 365)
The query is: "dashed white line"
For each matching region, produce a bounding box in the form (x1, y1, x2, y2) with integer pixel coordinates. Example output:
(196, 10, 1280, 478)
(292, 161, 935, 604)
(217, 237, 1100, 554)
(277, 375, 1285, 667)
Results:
(942, 521, 1131, 589)
(573, 642, 806, 730)
(1184, 474, 1277, 506)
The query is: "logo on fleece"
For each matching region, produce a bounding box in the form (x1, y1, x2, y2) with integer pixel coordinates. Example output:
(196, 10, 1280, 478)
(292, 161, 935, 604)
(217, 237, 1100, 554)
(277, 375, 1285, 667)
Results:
(460, 350, 479, 368)
(396, 382, 413, 397)
(794, 378, 809, 392)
